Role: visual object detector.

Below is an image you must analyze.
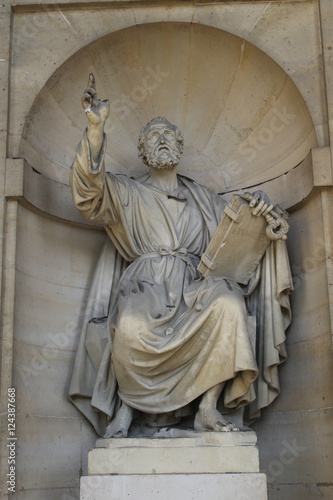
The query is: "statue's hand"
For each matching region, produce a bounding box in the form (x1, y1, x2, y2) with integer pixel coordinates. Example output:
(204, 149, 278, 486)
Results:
(243, 191, 274, 219)
(242, 191, 289, 240)
(81, 73, 110, 126)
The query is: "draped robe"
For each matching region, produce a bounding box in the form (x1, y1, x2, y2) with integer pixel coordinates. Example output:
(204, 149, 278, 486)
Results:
(68, 130, 293, 436)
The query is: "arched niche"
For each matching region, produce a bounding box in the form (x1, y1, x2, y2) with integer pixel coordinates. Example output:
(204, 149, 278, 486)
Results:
(19, 22, 316, 197)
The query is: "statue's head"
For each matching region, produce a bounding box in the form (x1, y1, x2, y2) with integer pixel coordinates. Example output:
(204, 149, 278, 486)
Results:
(138, 117, 184, 170)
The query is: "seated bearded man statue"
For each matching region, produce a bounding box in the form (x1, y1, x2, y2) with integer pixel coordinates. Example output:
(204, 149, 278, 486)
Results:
(68, 74, 292, 438)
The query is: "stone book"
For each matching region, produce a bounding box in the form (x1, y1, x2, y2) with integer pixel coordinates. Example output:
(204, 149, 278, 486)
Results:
(198, 195, 270, 285)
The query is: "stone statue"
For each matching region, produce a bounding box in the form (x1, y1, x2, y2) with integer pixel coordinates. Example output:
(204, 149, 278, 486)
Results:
(68, 74, 292, 438)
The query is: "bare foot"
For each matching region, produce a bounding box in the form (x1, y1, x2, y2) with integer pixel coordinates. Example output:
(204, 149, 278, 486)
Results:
(104, 403, 133, 438)
(194, 407, 237, 432)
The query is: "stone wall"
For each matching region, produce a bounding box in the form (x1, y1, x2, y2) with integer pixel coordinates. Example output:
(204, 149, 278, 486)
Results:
(0, 1, 332, 499)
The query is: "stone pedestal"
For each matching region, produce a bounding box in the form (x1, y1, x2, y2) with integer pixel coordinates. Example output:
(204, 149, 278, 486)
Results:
(80, 431, 267, 499)
(81, 473, 267, 499)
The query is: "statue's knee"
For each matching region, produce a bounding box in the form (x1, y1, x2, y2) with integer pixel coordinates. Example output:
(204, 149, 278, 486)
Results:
(116, 314, 136, 338)
(213, 290, 245, 316)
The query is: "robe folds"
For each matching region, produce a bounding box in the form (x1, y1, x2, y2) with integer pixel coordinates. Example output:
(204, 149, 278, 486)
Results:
(68, 130, 293, 436)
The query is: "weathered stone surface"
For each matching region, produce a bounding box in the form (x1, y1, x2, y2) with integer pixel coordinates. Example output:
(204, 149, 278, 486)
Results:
(286, 191, 329, 343)
(312, 146, 333, 186)
(256, 406, 333, 487)
(0, 2, 332, 500)
(17, 23, 316, 192)
(13, 341, 80, 418)
(15, 204, 104, 289)
(89, 432, 259, 475)
(267, 331, 333, 413)
(12, 487, 79, 500)
(81, 473, 267, 500)
(15, 415, 81, 490)
(268, 482, 333, 500)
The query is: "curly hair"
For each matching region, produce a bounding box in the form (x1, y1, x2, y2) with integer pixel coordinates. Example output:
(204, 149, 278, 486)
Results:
(138, 117, 184, 165)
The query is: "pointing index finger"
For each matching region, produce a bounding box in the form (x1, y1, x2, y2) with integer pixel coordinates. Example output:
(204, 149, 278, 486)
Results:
(88, 73, 96, 91)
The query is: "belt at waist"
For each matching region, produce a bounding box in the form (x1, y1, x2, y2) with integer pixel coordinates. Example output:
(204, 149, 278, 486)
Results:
(135, 246, 199, 271)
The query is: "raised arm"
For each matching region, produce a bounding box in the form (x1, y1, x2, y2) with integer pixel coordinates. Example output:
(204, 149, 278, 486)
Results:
(82, 73, 110, 161)
(70, 74, 114, 223)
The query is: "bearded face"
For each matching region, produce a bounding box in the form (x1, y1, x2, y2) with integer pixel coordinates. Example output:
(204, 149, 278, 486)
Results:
(138, 118, 183, 170)
(144, 142, 181, 170)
